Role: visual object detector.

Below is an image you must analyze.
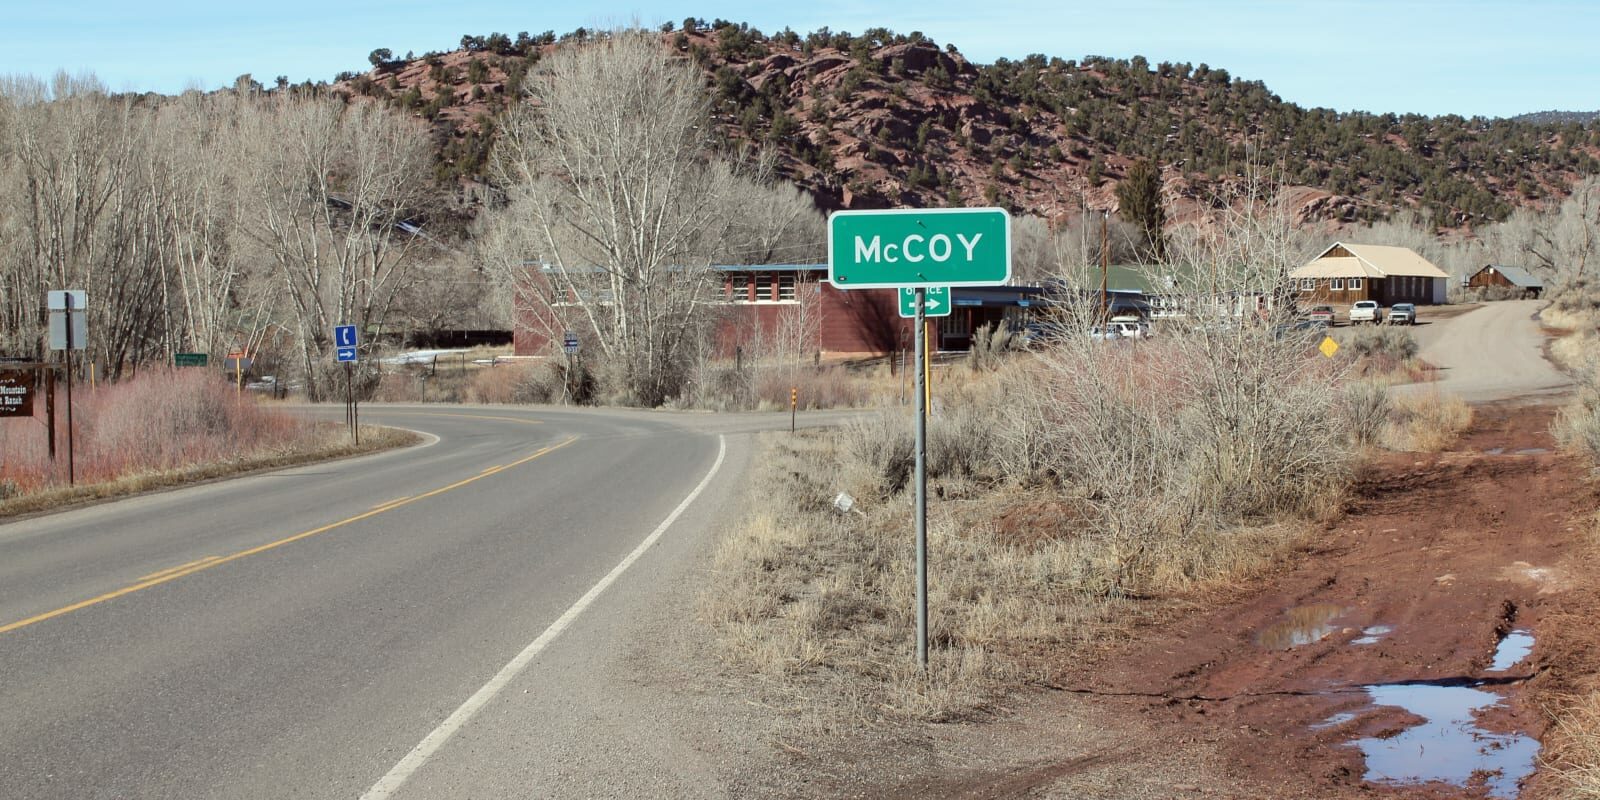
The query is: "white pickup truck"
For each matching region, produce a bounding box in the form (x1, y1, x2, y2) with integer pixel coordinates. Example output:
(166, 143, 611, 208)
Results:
(1348, 300, 1381, 325)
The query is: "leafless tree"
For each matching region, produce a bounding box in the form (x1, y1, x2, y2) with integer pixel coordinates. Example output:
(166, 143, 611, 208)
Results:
(0, 73, 169, 374)
(233, 91, 435, 399)
(484, 29, 821, 406)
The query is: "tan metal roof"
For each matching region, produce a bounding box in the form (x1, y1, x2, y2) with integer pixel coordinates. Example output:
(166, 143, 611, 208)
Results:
(1290, 242, 1451, 280)
(1291, 256, 1383, 279)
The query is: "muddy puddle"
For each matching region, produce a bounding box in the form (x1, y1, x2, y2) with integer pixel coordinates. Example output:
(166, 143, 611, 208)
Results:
(1325, 629, 1540, 797)
(1351, 625, 1392, 645)
(1352, 682, 1538, 798)
(1255, 603, 1347, 650)
(1488, 629, 1534, 672)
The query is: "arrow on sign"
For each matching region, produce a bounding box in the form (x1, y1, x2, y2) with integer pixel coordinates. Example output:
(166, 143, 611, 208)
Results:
(898, 286, 952, 318)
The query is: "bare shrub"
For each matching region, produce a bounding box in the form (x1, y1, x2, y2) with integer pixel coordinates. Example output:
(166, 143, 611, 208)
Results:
(458, 362, 566, 404)
(1381, 391, 1473, 452)
(1341, 381, 1392, 447)
(1342, 326, 1420, 360)
(1545, 275, 1600, 331)
(755, 363, 883, 410)
(840, 412, 914, 499)
(0, 368, 324, 494)
(1552, 330, 1600, 373)
(1556, 366, 1600, 466)
(965, 323, 1020, 372)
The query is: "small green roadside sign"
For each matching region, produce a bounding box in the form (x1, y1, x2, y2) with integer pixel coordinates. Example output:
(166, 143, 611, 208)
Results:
(898, 287, 952, 318)
(174, 353, 208, 367)
(829, 207, 1011, 289)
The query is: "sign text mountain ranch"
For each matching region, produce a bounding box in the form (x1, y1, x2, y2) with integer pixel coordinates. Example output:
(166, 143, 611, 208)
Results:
(828, 208, 1012, 289)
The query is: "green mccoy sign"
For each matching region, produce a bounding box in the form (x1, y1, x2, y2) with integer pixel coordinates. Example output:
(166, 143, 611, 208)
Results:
(828, 207, 1011, 289)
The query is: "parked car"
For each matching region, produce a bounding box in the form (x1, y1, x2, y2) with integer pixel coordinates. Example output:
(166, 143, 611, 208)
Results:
(1088, 325, 1123, 342)
(1305, 305, 1335, 326)
(1270, 319, 1330, 340)
(1106, 317, 1152, 339)
(1022, 321, 1068, 345)
(1349, 300, 1381, 324)
(1386, 303, 1416, 325)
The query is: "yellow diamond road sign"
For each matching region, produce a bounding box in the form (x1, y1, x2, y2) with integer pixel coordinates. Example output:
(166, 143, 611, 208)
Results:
(1319, 336, 1340, 358)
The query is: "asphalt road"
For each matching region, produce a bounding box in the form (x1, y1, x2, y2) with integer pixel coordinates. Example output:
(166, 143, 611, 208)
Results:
(0, 404, 809, 799)
(1402, 299, 1572, 402)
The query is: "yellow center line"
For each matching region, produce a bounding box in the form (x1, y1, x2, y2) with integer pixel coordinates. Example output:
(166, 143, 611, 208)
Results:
(138, 556, 220, 582)
(370, 496, 411, 511)
(0, 435, 580, 637)
(402, 412, 544, 426)
(478, 464, 505, 475)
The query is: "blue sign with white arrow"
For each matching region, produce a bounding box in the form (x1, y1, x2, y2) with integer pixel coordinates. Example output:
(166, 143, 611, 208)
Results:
(335, 324, 358, 362)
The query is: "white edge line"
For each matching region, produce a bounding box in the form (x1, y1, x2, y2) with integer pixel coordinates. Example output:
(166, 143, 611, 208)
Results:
(359, 433, 728, 800)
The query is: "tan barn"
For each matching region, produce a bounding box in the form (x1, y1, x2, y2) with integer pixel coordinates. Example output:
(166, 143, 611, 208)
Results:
(1290, 242, 1450, 305)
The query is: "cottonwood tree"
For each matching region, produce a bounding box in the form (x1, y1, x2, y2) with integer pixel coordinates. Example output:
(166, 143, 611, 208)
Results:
(234, 92, 435, 400)
(485, 29, 820, 405)
(1484, 177, 1600, 284)
(144, 91, 249, 361)
(0, 73, 169, 373)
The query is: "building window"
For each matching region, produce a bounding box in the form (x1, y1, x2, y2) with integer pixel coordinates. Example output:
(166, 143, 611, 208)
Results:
(1348, 277, 1363, 291)
(729, 273, 749, 302)
(1331, 278, 1345, 290)
(1300, 278, 1315, 291)
(754, 273, 774, 302)
(778, 272, 796, 302)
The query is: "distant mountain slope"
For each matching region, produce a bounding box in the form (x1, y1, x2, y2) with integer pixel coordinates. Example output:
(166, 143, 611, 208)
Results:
(1512, 110, 1600, 125)
(332, 21, 1600, 229)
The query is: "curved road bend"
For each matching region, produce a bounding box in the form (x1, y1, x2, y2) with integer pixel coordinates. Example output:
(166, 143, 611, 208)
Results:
(1399, 299, 1571, 402)
(0, 405, 773, 799)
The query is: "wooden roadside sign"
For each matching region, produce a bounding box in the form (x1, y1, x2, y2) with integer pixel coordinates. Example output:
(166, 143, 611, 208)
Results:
(0, 370, 35, 417)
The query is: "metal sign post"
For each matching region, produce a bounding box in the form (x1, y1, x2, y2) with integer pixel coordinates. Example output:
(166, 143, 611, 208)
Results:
(826, 207, 1011, 671)
(47, 290, 88, 486)
(912, 288, 929, 669)
(335, 325, 359, 444)
(562, 331, 578, 405)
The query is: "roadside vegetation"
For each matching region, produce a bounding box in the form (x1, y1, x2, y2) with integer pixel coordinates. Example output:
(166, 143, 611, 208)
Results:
(0, 369, 408, 517)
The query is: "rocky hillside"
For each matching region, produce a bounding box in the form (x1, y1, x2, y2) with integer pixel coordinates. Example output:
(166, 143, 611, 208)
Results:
(331, 22, 1600, 229)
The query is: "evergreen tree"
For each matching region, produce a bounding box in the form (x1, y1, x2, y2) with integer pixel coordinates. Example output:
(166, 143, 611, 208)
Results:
(1116, 159, 1166, 260)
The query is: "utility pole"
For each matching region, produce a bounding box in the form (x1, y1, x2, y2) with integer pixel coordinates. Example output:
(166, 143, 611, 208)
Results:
(1100, 209, 1110, 323)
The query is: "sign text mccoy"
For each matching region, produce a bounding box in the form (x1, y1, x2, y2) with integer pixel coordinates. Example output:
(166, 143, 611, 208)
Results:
(828, 207, 1011, 289)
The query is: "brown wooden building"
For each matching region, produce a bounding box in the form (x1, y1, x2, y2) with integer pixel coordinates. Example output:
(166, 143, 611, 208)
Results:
(1290, 242, 1450, 305)
(1466, 264, 1543, 297)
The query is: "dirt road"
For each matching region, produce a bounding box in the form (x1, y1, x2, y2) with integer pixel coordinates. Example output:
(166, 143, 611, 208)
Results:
(1406, 300, 1571, 401)
(1041, 402, 1597, 798)
(855, 305, 1595, 798)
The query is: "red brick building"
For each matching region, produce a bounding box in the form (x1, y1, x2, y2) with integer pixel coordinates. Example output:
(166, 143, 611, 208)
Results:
(513, 264, 1050, 358)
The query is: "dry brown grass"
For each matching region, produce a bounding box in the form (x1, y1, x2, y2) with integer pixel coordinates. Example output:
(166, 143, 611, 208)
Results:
(0, 424, 416, 520)
(1552, 329, 1600, 374)
(1381, 390, 1474, 452)
(705, 331, 1355, 721)
(1556, 363, 1600, 467)
(1547, 690, 1600, 799)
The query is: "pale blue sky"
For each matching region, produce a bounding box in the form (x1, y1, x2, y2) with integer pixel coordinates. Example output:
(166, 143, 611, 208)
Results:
(6, 1, 1595, 118)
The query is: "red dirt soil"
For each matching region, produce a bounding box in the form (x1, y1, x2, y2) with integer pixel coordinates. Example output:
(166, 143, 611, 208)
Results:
(1044, 400, 1600, 798)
